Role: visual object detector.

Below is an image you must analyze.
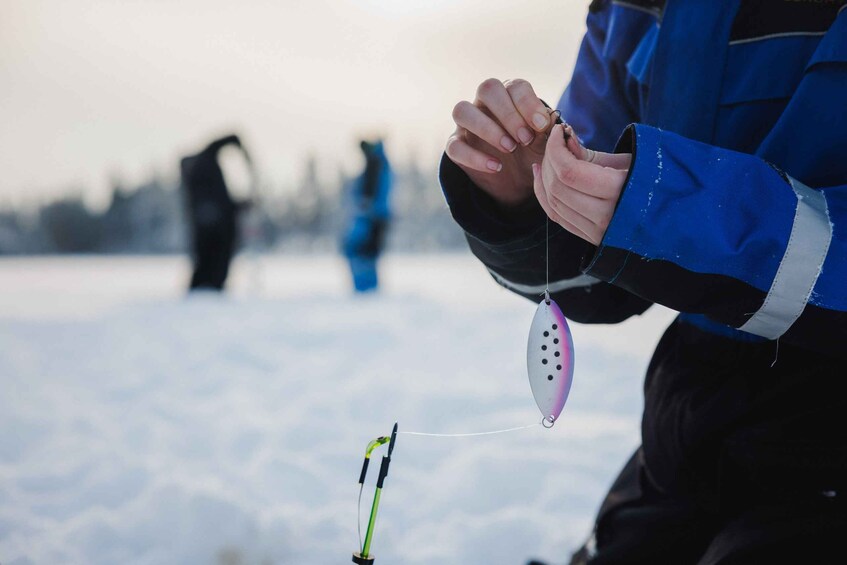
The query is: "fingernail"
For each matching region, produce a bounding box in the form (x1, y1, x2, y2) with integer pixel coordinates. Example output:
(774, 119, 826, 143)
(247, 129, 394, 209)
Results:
(518, 127, 533, 145)
(486, 159, 502, 172)
(531, 163, 539, 178)
(500, 135, 517, 152)
(532, 113, 549, 130)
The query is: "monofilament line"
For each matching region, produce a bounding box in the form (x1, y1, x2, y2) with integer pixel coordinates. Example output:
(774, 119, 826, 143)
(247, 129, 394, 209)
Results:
(357, 421, 540, 553)
(357, 483, 364, 550)
(546, 215, 549, 293)
(398, 422, 541, 437)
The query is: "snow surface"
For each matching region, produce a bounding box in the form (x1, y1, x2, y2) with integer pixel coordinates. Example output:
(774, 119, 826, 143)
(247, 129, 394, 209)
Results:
(0, 254, 676, 565)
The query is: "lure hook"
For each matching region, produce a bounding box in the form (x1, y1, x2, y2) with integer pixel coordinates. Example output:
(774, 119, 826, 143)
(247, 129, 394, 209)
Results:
(548, 108, 562, 123)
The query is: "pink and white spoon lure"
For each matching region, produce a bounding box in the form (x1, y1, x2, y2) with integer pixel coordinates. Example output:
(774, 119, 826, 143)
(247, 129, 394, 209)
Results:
(527, 291, 574, 427)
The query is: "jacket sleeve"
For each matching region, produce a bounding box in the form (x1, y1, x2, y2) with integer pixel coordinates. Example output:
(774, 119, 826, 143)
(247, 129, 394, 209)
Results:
(585, 124, 846, 356)
(439, 1, 652, 324)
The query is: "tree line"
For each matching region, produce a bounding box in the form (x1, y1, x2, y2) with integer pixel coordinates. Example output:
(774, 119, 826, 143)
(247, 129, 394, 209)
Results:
(0, 154, 466, 255)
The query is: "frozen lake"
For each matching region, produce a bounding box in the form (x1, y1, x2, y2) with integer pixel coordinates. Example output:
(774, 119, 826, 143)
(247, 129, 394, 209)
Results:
(0, 254, 675, 565)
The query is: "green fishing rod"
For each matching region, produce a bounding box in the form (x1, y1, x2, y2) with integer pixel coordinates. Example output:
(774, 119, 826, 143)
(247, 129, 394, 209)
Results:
(353, 422, 398, 564)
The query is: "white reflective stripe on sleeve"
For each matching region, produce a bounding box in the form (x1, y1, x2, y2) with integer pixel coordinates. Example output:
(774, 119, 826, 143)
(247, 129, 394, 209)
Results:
(728, 31, 827, 46)
(739, 177, 832, 339)
(487, 268, 598, 295)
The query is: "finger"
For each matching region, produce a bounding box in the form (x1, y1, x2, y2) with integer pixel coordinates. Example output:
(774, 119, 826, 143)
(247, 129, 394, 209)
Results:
(556, 203, 602, 245)
(589, 149, 632, 170)
(546, 125, 629, 199)
(533, 163, 594, 243)
(475, 78, 535, 147)
(541, 130, 615, 244)
(545, 192, 602, 245)
(562, 125, 632, 170)
(556, 214, 595, 244)
(547, 182, 610, 225)
(445, 130, 503, 173)
(504, 79, 551, 133)
(547, 187, 603, 234)
(540, 153, 602, 229)
(452, 100, 517, 154)
(532, 163, 557, 220)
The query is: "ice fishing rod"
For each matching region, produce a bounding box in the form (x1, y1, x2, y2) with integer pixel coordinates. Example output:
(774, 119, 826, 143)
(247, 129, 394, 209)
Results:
(350, 289, 574, 561)
(351, 419, 546, 563)
(351, 176, 578, 560)
(353, 422, 398, 564)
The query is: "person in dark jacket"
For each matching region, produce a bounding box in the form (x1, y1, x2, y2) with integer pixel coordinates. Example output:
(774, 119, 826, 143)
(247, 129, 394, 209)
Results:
(342, 139, 393, 292)
(441, 1, 847, 563)
(180, 134, 251, 291)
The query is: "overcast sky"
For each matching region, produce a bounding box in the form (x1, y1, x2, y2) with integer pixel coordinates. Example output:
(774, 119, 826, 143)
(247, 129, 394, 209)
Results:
(0, 0, 587, 208)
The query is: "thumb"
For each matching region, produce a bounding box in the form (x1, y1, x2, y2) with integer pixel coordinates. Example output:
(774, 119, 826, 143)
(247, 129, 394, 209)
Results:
(562, 124, 593, 161)
(558, 123, 633, 170)
(545, 124, 580, 167)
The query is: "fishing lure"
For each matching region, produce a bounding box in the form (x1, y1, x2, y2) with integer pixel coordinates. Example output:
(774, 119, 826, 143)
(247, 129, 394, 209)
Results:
(530, 112, 577, 427)
(527, 290, 574, 427)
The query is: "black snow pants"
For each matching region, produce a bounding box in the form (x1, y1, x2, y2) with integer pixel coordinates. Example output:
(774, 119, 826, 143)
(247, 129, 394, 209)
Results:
(569, 449, 847, 564)
(570, 321, 847, 564)
(190, 213, 236, 291)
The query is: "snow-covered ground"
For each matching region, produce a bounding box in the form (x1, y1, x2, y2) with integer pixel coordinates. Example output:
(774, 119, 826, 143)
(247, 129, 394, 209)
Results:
(0, 254, 676, 565)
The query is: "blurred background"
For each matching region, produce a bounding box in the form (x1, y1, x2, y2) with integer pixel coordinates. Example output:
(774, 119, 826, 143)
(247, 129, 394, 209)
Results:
(0, 2, 677, 564)
(0, 0, 585, 255)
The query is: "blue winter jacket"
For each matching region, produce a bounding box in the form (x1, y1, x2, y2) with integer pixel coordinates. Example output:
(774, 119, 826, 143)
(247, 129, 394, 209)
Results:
(440, 0, 847, 501)
(343, 141, 393, 258)
(352, 142, 392, 221)
(443, 0, 847, 356)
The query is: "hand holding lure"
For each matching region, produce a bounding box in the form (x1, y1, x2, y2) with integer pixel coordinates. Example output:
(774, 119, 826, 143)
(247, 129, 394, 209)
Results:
(528, 113, 576, 427)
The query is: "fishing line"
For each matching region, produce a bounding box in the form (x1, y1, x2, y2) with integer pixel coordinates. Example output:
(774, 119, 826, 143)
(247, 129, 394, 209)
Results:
(397, 421, 541, 437)
(546, 214, 550, 294)
(771, 337, 780, 368)
(355, 419, 541, 561)
(357, 483, 363, 549)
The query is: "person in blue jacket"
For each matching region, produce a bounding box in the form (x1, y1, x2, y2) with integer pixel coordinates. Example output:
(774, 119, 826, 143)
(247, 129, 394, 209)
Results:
(441, 1, 847, 562)
(343, 139, 393, 292)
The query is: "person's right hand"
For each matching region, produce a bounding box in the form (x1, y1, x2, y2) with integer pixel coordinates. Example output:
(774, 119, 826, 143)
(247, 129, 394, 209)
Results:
(445, 78, 555, 207)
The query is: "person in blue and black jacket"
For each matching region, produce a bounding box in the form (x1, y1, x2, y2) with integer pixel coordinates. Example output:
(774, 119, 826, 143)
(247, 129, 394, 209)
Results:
(343, 139, 393, 292)
(441, 1, 847, 562)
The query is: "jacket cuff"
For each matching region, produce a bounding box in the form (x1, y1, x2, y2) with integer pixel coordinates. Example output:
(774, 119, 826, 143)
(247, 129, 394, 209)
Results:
(439, 153, 546, 245)
(583, 124, 655, 281)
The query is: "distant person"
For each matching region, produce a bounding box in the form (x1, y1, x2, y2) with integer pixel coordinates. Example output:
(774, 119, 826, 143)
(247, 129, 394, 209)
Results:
(180, 134, 252, 291)
(342, 139, 393, 292)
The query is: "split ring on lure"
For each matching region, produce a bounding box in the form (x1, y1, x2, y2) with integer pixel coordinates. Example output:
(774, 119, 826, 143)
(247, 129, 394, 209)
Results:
(527, 291, 574, 427)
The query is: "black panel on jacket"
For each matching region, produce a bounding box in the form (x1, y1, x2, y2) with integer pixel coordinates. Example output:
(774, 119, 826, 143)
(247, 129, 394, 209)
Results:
(730, 0, 846, 42)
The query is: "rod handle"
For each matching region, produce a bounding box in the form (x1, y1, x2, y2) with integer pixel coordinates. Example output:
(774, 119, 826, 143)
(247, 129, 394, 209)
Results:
(376, 456, 390, 489)
(358, 457, 370, 485)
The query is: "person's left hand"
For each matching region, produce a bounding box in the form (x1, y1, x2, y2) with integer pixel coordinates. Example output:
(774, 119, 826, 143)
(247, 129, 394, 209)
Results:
(532, 123, 631, 246)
